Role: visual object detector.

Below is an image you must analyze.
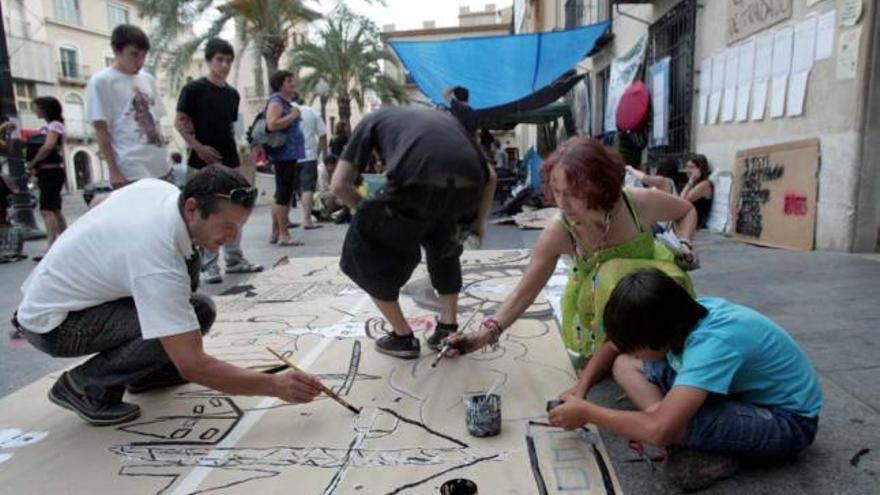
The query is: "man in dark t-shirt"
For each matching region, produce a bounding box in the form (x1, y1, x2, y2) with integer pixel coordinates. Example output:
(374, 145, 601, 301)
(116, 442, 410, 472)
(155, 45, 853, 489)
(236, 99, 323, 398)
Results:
(331, 106, 497, 359)
(443, 85, 478, 137)
(175, 38, 262, 283)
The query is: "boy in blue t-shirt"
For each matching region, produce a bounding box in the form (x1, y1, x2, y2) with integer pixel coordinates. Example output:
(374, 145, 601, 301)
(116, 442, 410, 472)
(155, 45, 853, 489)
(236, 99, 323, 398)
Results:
(549, 268, 822, 489)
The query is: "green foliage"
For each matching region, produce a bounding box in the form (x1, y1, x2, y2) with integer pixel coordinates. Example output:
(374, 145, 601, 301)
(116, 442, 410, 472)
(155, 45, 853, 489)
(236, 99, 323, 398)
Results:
(289, 4, 408, 126)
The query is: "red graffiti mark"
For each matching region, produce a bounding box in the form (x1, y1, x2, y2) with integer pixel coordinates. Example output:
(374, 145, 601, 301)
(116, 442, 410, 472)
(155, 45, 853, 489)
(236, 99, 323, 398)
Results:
(784, 194, 808, 216)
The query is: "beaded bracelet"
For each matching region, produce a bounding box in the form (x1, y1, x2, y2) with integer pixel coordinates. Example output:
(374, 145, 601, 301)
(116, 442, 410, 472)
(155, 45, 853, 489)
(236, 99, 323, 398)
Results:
(482, 318, 504, 348)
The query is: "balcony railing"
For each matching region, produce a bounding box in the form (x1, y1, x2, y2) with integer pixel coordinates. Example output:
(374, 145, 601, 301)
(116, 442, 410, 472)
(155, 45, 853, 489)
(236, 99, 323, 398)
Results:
(58, 62, 91, 85)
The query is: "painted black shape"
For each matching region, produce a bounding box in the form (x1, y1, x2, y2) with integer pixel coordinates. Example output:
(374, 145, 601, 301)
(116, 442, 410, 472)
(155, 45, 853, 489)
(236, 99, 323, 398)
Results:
(384, 454, 499, 495)
(337, 341, 362, 395)
(219, 284, 257, 297)
(526, 434, 550, 495)
(323, 435, 361, 494)
(378, 407, 469, 448)
(850, 447, 871, 467)
(592, 444, 616, 495)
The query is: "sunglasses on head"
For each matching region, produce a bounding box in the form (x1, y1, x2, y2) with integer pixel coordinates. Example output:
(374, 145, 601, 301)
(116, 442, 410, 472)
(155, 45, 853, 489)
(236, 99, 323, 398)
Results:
(215, 187, 258, 206)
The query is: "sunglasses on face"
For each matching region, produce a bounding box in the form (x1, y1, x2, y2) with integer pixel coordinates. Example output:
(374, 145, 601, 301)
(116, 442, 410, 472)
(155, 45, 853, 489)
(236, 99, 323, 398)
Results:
(215, 187, 258, 207)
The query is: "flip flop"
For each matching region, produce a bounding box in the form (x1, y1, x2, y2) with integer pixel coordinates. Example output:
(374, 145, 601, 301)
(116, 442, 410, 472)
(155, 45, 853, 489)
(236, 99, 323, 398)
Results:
(303, 224, 323, 230)
(277, 238, 304, 246)
(269, 236, 279, 244)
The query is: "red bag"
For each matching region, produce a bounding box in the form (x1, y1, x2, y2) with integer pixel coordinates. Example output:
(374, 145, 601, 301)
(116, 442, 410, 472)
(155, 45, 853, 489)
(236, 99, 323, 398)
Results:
(616, 81, 650, 133)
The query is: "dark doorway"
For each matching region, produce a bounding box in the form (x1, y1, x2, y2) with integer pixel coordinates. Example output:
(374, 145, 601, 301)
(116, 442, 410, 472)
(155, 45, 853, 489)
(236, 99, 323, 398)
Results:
(73, 151, 91, 190)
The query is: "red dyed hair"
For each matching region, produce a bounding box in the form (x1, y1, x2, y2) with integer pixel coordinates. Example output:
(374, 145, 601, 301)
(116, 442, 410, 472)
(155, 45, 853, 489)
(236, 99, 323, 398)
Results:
(541, 137, 625, 211)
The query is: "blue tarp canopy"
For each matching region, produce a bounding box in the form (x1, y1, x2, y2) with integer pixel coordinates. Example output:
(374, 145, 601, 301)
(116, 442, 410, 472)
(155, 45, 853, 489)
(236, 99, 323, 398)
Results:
(389, 21, 611, 117)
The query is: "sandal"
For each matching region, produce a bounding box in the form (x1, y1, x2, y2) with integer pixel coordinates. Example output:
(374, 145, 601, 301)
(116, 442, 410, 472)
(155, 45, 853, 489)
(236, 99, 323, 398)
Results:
(303, 224, 323, 230)
(269, 235, 279, 244)
(277, 238, 304, 246)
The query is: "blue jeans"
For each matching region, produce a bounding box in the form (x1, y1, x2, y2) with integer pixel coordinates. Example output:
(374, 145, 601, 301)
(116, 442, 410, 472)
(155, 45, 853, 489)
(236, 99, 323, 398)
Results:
(644, 359, 819, 459)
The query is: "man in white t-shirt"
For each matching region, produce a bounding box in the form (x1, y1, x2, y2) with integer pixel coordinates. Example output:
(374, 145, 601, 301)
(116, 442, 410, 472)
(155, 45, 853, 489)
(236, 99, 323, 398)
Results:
(293, 94, 327, 229)
(86, 24, 171, 188)
(14, 166, 324, 426)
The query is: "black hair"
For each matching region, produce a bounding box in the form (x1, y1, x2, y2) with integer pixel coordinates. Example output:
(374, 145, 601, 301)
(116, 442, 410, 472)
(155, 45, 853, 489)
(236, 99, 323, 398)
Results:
(33, 96, 64, 123)
(205, 37, 234, 61)
(654, 157, 679, 179)
(452, 86, 469, 102)
(170, 152, 182, 164)
(688, 154, 712, 182)
(180, 164, 253, 218)
(324, 154, 338, 165)
(111, 24, 150, 53)
(269, 70, 294, 93)
(603, 268, 707, 354)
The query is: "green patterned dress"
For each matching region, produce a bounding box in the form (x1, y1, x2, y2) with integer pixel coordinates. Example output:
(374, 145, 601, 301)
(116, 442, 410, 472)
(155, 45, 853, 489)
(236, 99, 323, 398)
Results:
(557, 190, 694, 365)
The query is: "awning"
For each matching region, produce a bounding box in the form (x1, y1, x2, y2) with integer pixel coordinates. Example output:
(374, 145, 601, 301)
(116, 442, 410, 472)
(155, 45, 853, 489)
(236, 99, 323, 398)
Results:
(479, 101, 574, 130)
(389, 21, 611, 116)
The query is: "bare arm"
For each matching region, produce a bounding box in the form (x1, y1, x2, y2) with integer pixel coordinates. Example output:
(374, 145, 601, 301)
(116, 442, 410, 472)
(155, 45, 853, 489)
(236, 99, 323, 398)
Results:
(550, 386, 709, 447)
(176, 112, 221, 163)
(629, 187, 697, 242)
(330, 159, 363, 209)
(160, 331, 323, 403)
(93, 121, 126, 186)
(682, 180, 713, 203)
(266, 101, 300, 132)
(27, 130, 61, 169)
(446, 221, 568, 355)
(562, 341, 621, 398)
(318, 135, 328, 157)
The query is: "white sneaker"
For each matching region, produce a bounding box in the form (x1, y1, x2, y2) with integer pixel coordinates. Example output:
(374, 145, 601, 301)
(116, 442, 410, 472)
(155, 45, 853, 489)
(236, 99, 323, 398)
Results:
(202, 263, 223, 284)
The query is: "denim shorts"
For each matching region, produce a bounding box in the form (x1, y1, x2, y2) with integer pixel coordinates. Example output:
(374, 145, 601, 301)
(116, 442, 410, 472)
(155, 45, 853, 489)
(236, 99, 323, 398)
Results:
(644, 359, 819, 459)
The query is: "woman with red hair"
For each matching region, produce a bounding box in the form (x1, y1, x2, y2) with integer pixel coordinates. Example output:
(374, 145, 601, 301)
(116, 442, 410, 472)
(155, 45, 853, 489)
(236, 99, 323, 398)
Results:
(448, 137, 697, 395)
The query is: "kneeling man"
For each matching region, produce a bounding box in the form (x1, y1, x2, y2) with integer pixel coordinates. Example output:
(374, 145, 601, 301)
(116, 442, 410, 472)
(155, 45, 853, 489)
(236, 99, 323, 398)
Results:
(15, 166, 324, 425)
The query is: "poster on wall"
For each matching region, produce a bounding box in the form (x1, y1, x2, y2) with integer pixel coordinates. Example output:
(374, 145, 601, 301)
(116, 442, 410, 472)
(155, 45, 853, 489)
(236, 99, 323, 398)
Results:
(728, 0, 793, 44)
(649, 57, 670, 147)
(604, 35, 648, 133)
(730, 139, 820, 250)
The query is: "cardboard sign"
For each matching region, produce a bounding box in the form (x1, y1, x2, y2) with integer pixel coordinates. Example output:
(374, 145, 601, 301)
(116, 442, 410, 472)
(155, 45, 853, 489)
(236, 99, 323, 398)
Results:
(731, 139, 819, 250)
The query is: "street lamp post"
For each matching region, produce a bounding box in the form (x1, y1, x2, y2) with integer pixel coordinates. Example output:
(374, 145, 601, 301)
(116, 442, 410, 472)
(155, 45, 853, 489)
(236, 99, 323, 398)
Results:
(0, 3, 44, 239)
(315, 78, 330, 124)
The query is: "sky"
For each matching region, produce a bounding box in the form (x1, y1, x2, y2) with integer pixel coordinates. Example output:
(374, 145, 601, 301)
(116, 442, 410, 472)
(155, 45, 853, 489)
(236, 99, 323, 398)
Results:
(308, 0, 513, 32)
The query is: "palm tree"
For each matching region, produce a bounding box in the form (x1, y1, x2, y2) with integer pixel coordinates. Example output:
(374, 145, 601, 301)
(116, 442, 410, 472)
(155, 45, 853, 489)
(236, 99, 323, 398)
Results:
(139, 0, 320, 91)
(290, 4, 408, 130)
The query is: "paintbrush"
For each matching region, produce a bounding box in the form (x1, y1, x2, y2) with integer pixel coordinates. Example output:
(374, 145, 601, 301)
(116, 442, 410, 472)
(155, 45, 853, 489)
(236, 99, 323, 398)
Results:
(431, 306, 484, 368)
(265, 347, 362, 414)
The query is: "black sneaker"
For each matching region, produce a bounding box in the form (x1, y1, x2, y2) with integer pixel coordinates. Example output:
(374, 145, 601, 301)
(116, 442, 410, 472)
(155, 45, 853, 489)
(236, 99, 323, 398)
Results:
(665, 448, 739, 491)
(426, 320, 458, 351)
(126, 365, 189, 394)
(48, 372, 141, 426)
(375, 333, 421, 359)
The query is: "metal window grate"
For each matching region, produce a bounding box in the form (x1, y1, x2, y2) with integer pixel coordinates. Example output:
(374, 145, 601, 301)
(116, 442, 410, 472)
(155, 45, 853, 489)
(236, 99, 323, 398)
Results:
(647, 0, 696, 163)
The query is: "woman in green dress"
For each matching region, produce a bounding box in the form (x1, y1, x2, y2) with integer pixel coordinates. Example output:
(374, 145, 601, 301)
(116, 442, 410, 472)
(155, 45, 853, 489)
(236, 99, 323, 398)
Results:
(445, 137, 698, 397)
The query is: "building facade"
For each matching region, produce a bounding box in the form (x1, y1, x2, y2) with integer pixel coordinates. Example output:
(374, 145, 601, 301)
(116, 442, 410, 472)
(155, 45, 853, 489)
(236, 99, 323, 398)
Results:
(2, 0, 182, 192)
(519, 0, 879, 252)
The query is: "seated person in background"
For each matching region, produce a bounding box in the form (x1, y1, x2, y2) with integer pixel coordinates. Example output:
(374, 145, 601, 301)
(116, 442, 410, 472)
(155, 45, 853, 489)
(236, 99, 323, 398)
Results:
(679, 154, 713, 229)
(627, 157, 680, 195)
(549, 268, 822, 491)
(313, 154, 345, 222)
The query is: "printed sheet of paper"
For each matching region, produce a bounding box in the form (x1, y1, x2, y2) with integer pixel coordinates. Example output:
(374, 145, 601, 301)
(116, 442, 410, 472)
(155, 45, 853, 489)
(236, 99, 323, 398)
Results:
(736, 39, 756, 121)
(787, 17, 816, 116)
(709, 53, 725, 124)
(815, 9, 836, 61)
(721, 47, 739, 122)
(770, 26, 794, 118)
(698, 57, 712, 124)
(836, 27, 862, 80)
(751, 33, 774, 121)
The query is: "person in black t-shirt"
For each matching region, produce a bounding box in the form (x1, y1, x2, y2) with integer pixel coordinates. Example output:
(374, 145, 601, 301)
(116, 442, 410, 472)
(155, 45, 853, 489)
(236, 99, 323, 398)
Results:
(331, 106, 497, 359)
(175, 38, 262, 283)
(443, 85, 478, 137)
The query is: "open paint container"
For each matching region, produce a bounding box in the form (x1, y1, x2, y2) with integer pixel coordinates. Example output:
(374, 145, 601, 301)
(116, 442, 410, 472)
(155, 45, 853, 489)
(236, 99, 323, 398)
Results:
(463, 392, 501, 437)
(440, 478, 478, 494)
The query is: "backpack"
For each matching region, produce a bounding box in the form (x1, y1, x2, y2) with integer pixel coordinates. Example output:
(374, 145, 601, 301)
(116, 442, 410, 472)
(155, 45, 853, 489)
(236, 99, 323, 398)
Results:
(246, 99, 289, 151)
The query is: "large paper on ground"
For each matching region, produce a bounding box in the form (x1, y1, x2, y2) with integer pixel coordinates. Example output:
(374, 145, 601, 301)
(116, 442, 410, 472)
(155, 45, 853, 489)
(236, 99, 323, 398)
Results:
(731, 139, 819, 250)
(0, 251, 622, 495)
